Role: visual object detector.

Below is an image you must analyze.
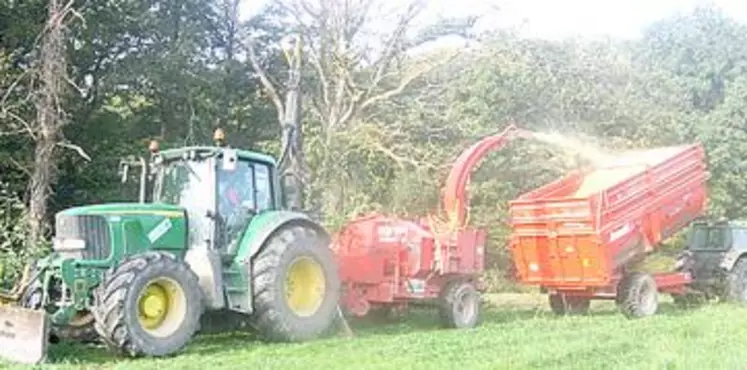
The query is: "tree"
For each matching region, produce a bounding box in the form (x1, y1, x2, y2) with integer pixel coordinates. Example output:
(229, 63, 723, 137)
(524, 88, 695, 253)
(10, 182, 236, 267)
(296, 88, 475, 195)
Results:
(27, 0, 85, 247)
(244, 0, 475, 221)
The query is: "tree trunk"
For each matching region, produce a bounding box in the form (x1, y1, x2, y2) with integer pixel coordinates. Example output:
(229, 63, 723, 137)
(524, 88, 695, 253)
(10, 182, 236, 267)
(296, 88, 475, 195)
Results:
(28, 0, 67, 247)
(278, 37, 307, 212)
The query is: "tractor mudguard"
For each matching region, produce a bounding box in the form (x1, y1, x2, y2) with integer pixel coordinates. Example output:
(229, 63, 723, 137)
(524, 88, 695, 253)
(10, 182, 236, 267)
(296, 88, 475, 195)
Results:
(720, 249, 747, 271)
(232, 210, 330, 264)
(221, 211, 330, 315)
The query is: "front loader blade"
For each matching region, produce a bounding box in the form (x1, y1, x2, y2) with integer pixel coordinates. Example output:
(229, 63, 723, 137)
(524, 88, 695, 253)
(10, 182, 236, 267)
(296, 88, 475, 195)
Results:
(0, 305, 49, 365)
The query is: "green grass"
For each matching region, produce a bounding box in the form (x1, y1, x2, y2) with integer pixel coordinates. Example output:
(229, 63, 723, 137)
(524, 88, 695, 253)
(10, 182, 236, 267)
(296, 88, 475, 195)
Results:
(4, 293, 747, 370)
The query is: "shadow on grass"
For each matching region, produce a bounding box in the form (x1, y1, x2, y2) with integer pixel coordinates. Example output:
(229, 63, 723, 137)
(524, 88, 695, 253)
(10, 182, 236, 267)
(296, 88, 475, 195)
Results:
(342, 298, 625, 339)
(47, 331, 263, 366)
(41, 297, 705, 366)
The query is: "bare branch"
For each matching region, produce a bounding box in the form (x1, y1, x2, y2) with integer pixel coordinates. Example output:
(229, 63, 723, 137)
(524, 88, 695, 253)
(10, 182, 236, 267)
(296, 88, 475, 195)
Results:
(369, 142, 424, 169)
(359, 51, 457, 112)
(57, 142, 91, 162)
(8, 157, 31, 177)
(0, 110, 36, 140)
(243, 36, 285, 125)
(0, 128, 28, 137)
(366, 1, 426, 91)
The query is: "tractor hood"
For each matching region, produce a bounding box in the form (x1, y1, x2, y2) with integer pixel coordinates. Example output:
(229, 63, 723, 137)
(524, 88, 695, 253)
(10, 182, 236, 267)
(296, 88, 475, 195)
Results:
(57, 202, 186, 218)
(53, 203, 189, 260)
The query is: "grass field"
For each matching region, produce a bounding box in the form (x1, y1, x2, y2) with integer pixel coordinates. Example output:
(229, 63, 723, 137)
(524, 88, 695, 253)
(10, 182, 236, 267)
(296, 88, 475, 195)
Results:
(3, 293, 747, 370)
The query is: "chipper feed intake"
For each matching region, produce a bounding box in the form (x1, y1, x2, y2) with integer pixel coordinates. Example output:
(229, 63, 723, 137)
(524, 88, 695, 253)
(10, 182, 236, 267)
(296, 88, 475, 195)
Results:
(508, 143, 708, 309)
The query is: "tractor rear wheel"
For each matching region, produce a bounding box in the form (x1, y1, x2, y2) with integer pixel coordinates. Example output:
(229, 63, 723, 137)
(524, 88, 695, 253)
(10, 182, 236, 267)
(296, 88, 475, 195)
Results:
(249, 224, 340, 342)
(92, 251, 204, 357)
(439, 280, 481, 329)
(616, 272, 658, 319)
(548, 294, 590, 315)
(725, 257, 747, 304)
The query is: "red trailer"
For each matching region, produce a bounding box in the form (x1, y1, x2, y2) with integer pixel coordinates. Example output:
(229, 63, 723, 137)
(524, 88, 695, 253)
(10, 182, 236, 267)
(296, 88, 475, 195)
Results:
(508, 143, 709, 318)
(333, 124, 528, 328)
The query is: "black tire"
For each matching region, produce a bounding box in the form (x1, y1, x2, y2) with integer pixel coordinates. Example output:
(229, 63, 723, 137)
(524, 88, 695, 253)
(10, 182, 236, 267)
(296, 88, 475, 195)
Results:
(548, 294, 591, 315)
(725, 257, 747, 304)
(53, 311, 98, 343)
(92, 251, 204, 357)
(21, 269, 98, 344)
(248, 224, 341, 342)
(616, 272, 658, 319)
(438, 280, 481, 329)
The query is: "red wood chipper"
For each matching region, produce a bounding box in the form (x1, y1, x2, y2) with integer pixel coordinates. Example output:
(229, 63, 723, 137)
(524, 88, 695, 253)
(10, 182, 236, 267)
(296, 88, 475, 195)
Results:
(508, 143, 710, 318)
(332, 124, 530, 328)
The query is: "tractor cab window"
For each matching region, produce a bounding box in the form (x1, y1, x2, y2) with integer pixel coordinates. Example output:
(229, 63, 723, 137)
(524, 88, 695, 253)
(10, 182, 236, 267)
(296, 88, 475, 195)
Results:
(155, 158, 215, 248)
(254, 163, 273, 211)
(731, 228, 747, 249)
(216, 158, 274, 250)
(217, 161, 255, 217)
(689, 226, 733, 250)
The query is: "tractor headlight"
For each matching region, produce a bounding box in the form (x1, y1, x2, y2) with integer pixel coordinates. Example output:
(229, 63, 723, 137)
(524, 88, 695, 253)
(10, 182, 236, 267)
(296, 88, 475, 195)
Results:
(53, 237, 86, 251)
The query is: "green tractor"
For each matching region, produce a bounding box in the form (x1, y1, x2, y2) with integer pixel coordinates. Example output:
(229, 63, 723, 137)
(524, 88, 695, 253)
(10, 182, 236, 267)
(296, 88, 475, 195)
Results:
(671, 218, 747, 306)
(0, 132, 341, 364)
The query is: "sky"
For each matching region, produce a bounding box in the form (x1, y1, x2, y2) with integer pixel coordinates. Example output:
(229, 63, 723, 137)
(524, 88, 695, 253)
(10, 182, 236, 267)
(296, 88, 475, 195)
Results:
(239, 0, 747, 40)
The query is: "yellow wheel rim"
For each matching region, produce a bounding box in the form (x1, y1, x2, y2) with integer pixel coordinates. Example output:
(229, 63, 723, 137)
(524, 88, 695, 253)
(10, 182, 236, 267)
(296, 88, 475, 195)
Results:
(284, 256, 326, 317)
(136, 277, 187, 338)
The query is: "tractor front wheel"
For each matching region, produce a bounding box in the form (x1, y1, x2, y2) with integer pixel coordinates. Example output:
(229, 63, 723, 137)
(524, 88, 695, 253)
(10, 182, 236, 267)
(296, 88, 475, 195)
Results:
(548, 294, 590, 315)
(616, 272, 658, 319)
(249, 224, 341, 342)
(439, 280, 481, 329)
(92, 251, 204, 357)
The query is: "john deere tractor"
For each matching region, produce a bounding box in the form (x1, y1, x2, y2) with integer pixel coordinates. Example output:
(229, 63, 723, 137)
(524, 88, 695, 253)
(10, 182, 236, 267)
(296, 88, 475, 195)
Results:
(0, 131, 341, 364)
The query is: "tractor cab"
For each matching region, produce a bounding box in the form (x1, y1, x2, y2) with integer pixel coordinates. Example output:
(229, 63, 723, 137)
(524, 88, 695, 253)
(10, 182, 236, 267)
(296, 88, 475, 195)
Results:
(121, 130, 280, 259)
(686, 219, 734, 251)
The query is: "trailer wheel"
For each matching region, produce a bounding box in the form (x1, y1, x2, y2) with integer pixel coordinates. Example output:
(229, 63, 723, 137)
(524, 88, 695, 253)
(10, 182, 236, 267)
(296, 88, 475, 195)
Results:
(548, 294, 590, 315)
(725, 257, 747, 305)
(439, 280, 481, 329)
(616, 272, 658, 319)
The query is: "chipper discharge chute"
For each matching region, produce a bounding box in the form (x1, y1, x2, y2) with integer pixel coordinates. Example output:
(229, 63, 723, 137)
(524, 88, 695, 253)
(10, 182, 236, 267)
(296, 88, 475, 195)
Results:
(508, 143, 709, 318)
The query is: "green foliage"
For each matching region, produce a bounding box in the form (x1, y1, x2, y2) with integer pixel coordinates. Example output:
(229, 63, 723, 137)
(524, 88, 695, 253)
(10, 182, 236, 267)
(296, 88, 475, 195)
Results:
(0, 181, 47, 288)
(2, 2, 747, 292)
